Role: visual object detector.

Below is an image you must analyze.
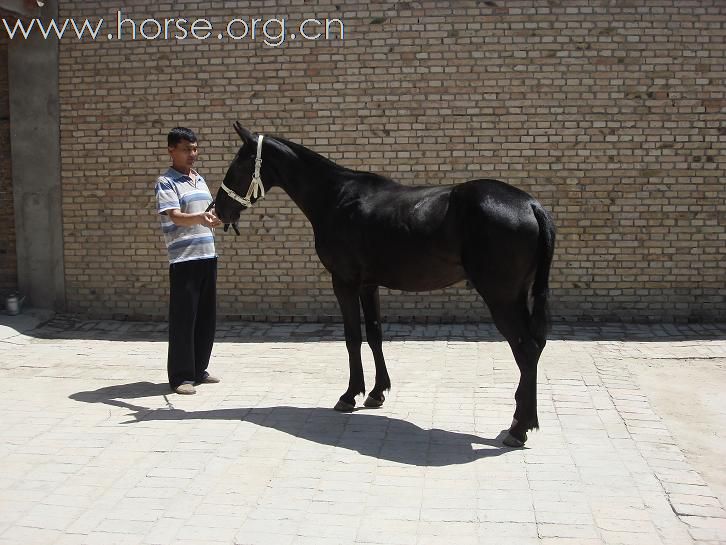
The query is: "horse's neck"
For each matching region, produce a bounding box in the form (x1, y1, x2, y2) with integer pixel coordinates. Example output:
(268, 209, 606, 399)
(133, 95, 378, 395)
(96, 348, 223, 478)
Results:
(280, 171, 341, 227)
(275, 161, 345, 228)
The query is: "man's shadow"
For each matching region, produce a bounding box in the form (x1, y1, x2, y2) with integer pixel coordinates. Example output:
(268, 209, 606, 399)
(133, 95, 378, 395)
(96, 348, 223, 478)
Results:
(70, 382, 519, 466)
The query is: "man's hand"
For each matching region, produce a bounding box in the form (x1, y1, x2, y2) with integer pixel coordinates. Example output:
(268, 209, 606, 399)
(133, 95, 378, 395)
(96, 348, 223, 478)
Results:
(167, 208, 224, 228)
(201, 211, 223, 229)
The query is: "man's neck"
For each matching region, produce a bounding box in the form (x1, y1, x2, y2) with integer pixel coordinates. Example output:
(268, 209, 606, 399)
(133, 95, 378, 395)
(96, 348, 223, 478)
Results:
(172, 164, 193, 176)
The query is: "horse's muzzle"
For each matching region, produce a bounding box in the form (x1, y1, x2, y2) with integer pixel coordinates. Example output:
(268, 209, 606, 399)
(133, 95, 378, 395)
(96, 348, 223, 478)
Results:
(208, 201, 240, 236)
(223, 223, 241, 235)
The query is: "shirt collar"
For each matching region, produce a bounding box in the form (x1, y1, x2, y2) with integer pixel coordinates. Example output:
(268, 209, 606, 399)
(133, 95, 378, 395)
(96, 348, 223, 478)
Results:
(167, 167, 201, 182)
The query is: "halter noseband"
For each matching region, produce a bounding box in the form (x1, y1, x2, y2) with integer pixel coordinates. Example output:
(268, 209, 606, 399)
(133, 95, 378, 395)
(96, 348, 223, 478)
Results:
(220, 134, 266, 208)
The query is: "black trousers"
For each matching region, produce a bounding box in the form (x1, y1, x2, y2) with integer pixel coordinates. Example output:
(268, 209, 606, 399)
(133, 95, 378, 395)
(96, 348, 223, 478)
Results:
(167, 257, 217, 388)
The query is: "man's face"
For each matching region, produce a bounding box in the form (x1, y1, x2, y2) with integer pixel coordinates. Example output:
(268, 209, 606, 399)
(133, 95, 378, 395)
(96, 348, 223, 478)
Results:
(169, 140, 199, 170)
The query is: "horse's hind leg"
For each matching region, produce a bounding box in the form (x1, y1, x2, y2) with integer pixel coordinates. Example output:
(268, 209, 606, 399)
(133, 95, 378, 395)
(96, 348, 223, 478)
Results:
(360, 286, 391, 408)
(332, 275, 365, 412)
(466, 269, 543, 446)
(486, 298, 543, 446)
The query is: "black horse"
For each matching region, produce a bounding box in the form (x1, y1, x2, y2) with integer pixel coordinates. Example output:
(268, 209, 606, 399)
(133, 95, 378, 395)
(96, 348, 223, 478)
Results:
(214, 123, 555, 447)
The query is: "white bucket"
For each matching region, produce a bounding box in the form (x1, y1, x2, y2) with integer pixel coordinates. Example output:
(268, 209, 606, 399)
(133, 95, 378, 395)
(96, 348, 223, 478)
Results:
(6, 294, 25, 315)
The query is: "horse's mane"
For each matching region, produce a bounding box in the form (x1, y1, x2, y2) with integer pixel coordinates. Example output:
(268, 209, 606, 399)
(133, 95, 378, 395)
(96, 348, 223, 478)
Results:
(273, 135, 397, 186)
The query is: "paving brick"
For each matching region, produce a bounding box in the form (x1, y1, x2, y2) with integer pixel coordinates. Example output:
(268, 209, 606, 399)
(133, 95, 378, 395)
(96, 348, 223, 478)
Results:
(1, 320, 725, 544)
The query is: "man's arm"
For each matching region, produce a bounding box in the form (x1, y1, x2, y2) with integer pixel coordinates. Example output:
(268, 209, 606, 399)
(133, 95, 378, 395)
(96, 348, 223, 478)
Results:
(166, 208, 223, 228)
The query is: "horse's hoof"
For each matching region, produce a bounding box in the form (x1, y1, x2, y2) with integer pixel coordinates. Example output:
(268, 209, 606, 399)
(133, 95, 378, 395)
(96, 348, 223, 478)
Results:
(333, 400, 355, 412)
(363, 394, 384, 408)
(503, 432, 527, 448)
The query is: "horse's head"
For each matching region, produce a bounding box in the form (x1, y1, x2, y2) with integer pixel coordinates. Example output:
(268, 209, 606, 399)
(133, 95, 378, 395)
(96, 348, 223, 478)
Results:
(214, 122, 268, 231)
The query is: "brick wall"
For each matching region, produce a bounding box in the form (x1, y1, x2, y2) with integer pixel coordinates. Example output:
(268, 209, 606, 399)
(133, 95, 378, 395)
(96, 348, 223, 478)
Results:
(58, 1, 725, 322)
(0, 33, 17, 298)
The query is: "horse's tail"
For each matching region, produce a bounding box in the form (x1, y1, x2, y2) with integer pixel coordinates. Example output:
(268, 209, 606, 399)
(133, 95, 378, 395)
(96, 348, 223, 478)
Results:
(530, 202, 556, 349)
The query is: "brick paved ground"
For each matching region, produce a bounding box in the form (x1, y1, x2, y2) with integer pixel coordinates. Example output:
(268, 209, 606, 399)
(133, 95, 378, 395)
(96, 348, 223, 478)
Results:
(1, 313, 725, 545)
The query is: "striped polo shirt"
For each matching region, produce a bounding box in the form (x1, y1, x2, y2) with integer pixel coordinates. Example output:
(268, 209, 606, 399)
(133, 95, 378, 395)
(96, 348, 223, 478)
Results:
(155, 167, 217, 264)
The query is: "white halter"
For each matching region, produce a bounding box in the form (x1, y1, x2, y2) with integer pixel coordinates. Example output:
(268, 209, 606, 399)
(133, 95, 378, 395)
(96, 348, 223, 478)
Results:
(220, 134, 266, 208)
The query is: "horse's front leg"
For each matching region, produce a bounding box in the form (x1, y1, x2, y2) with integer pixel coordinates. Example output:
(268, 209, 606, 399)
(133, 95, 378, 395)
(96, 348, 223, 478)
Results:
(360, 286, 390, 408)
(332, 275, 364, 412)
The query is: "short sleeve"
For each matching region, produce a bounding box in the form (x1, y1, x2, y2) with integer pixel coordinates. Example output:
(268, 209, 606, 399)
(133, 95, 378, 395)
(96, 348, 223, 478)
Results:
(155, 178, 180, 214)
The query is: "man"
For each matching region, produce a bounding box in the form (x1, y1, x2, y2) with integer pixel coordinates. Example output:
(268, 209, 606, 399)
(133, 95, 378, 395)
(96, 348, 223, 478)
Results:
(155, 127, 223, 394)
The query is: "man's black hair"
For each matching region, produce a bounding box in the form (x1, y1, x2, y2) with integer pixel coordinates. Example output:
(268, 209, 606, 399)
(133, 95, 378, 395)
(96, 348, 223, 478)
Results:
(168, 127, 198, 147)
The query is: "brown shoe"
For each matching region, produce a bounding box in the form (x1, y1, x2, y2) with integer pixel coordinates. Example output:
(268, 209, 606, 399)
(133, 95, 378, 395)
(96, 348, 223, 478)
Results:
(198, 373, 220, 384)
(174, 383, 196, 395)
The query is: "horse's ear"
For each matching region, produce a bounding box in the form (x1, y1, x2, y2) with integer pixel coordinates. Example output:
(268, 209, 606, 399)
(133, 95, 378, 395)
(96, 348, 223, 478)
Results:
(233, 122, 256, 147)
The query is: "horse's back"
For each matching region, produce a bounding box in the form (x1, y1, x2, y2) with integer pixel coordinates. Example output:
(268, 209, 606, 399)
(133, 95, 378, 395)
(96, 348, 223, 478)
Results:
(365, 177, 539, 224)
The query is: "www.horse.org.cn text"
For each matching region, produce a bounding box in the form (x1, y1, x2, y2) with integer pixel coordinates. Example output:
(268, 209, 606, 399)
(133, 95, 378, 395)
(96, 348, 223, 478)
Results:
(2, 11, 345, 48)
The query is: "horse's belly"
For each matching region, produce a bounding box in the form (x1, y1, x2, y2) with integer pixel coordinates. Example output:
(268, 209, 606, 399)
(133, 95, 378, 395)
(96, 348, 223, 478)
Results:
(366, 252, 466, 292)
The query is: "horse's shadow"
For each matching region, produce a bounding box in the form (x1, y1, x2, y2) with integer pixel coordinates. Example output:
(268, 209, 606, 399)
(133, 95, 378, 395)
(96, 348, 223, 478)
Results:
(70, 382, 519, 466)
